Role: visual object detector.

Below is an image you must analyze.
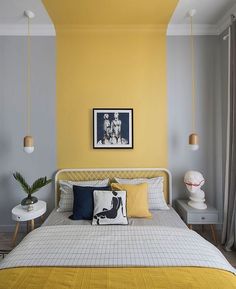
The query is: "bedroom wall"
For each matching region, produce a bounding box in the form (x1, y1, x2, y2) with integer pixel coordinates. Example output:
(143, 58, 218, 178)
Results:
(56, 28, 168, 168)
(167, 36, 223, 220)
(0, 36, 56, 231)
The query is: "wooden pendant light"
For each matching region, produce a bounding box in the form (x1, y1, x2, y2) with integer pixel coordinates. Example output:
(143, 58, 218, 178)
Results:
(188, 9, 199, 151)
(23, 10, 35, 154)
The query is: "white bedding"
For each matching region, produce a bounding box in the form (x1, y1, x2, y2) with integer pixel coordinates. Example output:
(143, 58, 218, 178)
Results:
(43, 207, 187, 228)
(0, 225, 235, 274)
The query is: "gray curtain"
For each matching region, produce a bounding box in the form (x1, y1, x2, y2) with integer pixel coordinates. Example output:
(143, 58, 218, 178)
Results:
(222, 19, 236, 250)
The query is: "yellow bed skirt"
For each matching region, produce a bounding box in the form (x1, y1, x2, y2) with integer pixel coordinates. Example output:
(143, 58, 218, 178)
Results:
(0, 267, 236, 289)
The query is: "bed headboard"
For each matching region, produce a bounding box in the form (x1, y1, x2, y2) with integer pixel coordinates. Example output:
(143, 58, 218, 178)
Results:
(54, 168, 172, 207)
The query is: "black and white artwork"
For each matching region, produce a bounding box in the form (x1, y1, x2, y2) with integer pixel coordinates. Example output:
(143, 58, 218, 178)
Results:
(93, 108, 133, 149)
(92, 190, 128, 225)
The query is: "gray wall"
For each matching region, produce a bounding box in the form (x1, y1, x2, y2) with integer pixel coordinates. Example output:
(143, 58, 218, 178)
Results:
(167, 36, 225, 222)
(0, 36, 56, 231)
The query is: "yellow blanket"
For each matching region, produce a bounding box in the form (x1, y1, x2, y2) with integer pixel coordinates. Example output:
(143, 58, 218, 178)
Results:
(0, 267, 235, 289)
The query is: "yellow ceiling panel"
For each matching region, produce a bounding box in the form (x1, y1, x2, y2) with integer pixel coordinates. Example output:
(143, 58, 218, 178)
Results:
(43, 0, 178, 26)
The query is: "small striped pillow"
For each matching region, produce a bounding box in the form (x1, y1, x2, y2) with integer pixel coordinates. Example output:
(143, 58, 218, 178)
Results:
(114, 177, 169, 210)
(58, 179, 109, 212)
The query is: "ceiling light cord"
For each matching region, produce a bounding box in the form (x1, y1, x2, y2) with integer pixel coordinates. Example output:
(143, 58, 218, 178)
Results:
(23, 10, 35, 154)
(27, 16, 31, 136)
(190, 15, 196, 133)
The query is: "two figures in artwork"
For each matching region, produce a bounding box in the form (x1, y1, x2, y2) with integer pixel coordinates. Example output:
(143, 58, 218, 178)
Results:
(184, 171, 207, 210)
(102, 113, 128, 145)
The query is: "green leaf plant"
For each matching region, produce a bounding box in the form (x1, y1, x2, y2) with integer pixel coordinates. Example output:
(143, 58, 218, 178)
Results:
(13, 172, 52, 198)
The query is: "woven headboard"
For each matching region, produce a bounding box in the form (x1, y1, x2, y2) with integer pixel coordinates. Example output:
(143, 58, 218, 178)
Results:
(54, 168, 172, 207)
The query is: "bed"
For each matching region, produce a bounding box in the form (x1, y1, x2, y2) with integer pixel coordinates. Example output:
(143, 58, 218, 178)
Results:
(0, 168, 235, 289)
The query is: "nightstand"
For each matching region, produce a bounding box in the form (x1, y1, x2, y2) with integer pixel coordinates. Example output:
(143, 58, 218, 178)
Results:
(12, 200, 46, 247)
(176, 200, 219, 243)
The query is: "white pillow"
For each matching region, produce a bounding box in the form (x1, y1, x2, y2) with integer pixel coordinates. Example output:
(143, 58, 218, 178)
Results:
(114, 177, 169, 210)
(92, 190, 128, 225)
(58, 179, 109, 212)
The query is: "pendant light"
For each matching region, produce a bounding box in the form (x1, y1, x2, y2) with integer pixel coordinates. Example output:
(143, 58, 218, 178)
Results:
(23, 10, 35, 154)
(188, 9, 199, 151)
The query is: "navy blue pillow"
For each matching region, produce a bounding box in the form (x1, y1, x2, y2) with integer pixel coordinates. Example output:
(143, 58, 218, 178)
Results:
(69, 186, 110, 220)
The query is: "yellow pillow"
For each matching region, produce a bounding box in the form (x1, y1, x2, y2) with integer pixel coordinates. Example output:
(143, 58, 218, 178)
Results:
(111, 183, 151, 218)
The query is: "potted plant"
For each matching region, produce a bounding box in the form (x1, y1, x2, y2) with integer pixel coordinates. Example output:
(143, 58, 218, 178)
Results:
(13, 172, 52, 211)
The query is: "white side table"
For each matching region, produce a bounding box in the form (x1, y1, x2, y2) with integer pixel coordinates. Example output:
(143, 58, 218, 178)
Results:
(12, 200, 46, 246)
(176, 200, 219, 243)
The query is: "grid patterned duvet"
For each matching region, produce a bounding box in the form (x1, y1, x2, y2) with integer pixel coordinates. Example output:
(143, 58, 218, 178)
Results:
(0, 225, 235, 274)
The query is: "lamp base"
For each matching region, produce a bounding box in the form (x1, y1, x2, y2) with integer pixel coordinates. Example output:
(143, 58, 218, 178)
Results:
(189, 133, 199, 150)
(23, 136, 34, 154)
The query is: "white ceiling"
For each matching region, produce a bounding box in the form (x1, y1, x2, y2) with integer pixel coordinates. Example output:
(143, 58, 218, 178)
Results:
(168, 0, 236, 35)
(0, 0, 236, 36)
(0, 0, 55, 35)
(170, 0, 236, 24)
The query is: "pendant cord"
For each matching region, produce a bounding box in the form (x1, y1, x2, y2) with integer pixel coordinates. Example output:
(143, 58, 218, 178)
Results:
(27, 16, 31, 136)
(190, 15, 196, 133)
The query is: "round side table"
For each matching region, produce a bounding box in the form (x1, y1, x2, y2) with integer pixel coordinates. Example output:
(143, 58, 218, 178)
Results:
(12, 200, 46, 246)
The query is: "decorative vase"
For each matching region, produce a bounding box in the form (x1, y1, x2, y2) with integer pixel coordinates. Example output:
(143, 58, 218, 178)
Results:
(21, 196, 38, 211)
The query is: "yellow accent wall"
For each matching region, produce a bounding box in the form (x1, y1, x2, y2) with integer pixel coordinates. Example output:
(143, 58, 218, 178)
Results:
(57, 27, 167, 168)
(43, 0, 178, 169)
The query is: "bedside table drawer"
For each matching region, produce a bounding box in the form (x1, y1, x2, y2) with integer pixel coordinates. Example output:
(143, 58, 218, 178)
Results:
(188, 212, 218, 224)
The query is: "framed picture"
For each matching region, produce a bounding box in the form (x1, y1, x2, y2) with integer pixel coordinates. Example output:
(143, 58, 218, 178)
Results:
(93, 108, 133, 149)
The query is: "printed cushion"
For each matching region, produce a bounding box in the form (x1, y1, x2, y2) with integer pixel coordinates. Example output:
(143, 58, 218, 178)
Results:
(58, 179, 109, 212)
(92, 190, 128, 225)
(114, 176, 169, 210)
(111, 183, 152, 218)
(69, 186, 110, 220)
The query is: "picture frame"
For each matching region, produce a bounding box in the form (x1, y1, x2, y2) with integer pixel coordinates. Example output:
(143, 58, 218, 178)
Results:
(93, 108, 133, 149)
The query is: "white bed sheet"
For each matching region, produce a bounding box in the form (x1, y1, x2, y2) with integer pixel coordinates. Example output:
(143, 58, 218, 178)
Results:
(43, 207, 187, 228)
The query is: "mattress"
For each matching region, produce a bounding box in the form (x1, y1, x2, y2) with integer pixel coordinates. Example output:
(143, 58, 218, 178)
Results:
(43, 207, 187, 228)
